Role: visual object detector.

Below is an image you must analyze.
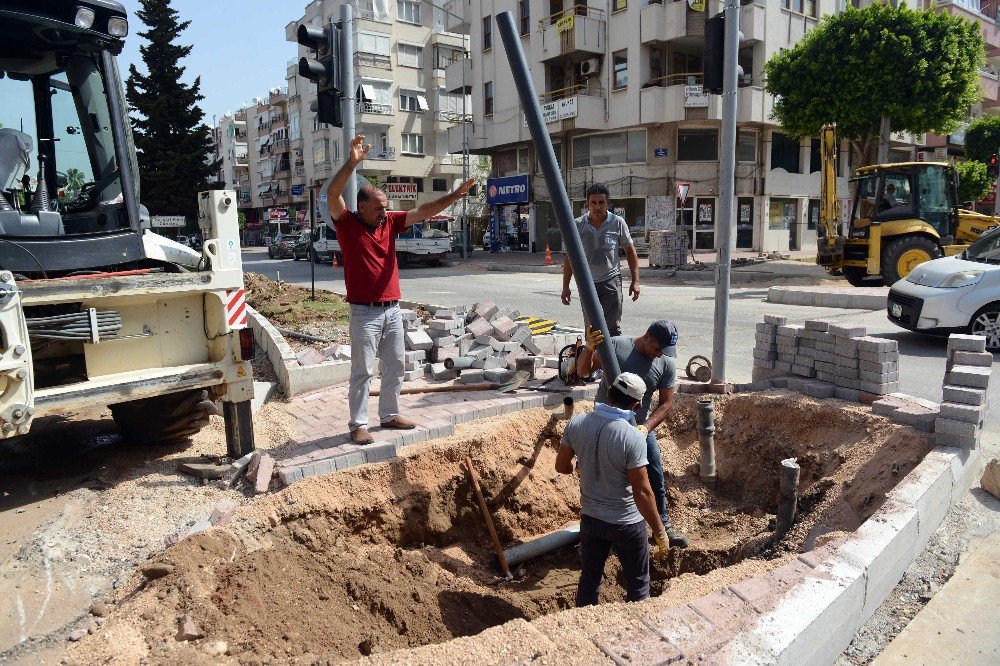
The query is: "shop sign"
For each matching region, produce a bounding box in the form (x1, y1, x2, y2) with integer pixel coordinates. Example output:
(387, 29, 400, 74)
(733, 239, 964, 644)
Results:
(739, 202, 752, 223)
(555, 15, 574, 33)
(541, 97, 578, 124)
(688, 0, 706, 10)
(151, 215, 185, 228)
(541, 102, 559, 124)
(684, 85, 709, 108)
(384, 183, 418, 200)
(268, 208, 288, 220)
(296, 210, 307, 223)
(558, 97, 577, 119)
(698, 203, 713, 222)
(486, 175, 530, 205)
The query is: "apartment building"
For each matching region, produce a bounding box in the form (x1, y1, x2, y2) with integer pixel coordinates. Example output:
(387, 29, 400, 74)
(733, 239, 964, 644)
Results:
(212, 110, 250, 209)
(449, 0, 933, 253)
(284, 0, 472, 221)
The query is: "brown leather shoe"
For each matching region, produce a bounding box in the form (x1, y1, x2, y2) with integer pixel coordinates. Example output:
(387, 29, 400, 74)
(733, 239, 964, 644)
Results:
(380, 415, 416, 430)
(351, 427, 374, 444)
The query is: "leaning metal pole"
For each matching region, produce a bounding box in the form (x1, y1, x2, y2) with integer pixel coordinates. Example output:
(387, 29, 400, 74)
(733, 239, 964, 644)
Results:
(340, 4, 357, 211)
(495, 11, 621, 379)
(711, 0, 740, 383)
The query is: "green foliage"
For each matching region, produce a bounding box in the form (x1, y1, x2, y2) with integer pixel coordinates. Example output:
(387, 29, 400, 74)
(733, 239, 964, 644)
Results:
(964, 115, 1000, 164)
(765, 4, 984, 165)
(955, 160, 992, 203)
(64, 168, 86, 200)
(126, 0, 220, 226)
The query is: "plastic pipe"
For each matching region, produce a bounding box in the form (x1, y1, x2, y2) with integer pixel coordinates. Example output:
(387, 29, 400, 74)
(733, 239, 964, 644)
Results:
(775, 457, 800, 535)
(563, 396, 575, 420)
(502, 523, 580, 568)
(697, 397, 716, 483)
(495, 12, 620, 382)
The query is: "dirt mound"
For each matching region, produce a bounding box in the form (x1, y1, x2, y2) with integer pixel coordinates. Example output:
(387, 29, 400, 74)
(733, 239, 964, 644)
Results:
(66, 393, 930, 664)
(244, 272, 349, 347)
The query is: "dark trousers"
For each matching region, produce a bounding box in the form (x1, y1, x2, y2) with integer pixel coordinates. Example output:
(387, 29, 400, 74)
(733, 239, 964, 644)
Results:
(576, 514, 650, 607)
(645, 430, 669, 527)
(586, 274, 624, 337)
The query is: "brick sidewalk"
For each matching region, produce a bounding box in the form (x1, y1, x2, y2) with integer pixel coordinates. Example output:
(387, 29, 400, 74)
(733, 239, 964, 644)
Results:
(275, 368, 596, 485)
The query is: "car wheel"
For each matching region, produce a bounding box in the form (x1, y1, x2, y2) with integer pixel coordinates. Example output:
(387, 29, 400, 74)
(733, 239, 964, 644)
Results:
(968, 303, 1000, 351)
(293, 251, 300, 261)
(268, 249, 275, 259)
(881, 236, 942, 286)
(843, 266, 884, 288)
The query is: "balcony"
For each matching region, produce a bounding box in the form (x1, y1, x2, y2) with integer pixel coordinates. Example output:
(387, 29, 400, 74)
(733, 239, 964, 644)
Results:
(445, 56, 471, 93)
(357, 100, 395, 124)
(258, 119, 272, 131)
(273, 137, 291, 151)
(443, 0, 469, 32)
(982, 70, 1000, 107)
(314, 160, 332, 172)
(364, 146, 396, 161)
(640, 1, 686, 44)
(538, 6, 607, 63)
(270, 113, 289, 129)
(936, 1, 1000, 53)
(639, 76, 770, 124)
(355, 52, 392, 70)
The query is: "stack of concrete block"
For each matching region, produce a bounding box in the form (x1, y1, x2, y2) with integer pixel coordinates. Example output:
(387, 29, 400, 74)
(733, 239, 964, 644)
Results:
(871, 393, 940, 432)
(936, 334, 991, 448)
(648, 230, 687, 268)
(751, 314, 901, 400)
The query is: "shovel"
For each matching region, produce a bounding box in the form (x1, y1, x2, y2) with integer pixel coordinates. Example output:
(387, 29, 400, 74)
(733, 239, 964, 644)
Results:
(370, 370, 530, 396)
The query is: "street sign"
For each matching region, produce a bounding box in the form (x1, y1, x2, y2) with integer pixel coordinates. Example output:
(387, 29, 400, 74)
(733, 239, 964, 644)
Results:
(291, 184, 304, 196)
(676, 182, 691, 206)
(654, 148, 669, 158)
(151, 215, 185, 228)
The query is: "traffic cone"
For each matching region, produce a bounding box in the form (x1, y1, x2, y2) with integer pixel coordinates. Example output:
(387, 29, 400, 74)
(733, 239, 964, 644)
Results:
(331, 252, 339, 268)
(544, 244, 553, 265)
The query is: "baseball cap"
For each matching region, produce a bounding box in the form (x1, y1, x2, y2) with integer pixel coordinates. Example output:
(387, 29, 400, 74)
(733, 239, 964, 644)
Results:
(610, 372, 646, 402)
(647, 320, 678, 357)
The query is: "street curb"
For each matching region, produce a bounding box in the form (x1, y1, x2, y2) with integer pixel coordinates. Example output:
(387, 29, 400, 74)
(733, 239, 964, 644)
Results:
(767, 285, 888, 310)
(477, 262, 827, 284)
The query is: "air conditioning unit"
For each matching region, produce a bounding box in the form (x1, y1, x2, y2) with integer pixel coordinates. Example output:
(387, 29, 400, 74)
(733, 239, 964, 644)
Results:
(578, 58, 601, 78)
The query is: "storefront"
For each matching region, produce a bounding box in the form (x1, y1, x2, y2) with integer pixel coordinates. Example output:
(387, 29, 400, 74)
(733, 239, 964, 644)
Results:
(676, 196, 717, 250)
(486, 174, 530, 252)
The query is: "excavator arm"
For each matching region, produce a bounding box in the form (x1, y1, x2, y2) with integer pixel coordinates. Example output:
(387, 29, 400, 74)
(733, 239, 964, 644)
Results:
(816, 124, 844, 269)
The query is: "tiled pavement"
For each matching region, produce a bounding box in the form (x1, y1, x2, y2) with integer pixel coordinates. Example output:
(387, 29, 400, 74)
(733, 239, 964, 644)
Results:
(275, 368, 596, 485)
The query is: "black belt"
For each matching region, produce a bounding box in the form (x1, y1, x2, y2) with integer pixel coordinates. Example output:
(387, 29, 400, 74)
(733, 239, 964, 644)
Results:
(349, 300, 399, 307)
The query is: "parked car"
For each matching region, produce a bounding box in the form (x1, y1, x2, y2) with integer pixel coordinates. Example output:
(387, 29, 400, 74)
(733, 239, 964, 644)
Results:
(292, 231, 312, 261)
(888, 225, 1000, 350)
(268, 232, 301, 259)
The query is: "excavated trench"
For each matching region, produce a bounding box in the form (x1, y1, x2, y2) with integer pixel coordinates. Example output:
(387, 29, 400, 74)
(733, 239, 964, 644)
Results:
(85, 393, 932, 664)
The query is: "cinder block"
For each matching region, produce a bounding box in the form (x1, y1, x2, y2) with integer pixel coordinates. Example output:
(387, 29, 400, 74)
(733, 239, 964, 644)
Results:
(402, 370, 420, 381)
(404, 329, 433, 351)
(947, 333, 987, 353)
(947, 365, 991, 389)
(764, 314, 788, 325)
(951, 350, 993, 367)
(938, 401, 984, 424)
(404, 350, 426, 363)
(942, 384, 986, 406)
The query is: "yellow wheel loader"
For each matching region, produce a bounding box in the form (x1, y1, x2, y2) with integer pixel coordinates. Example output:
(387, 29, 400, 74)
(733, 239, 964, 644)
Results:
(816, 125, 1000, 287)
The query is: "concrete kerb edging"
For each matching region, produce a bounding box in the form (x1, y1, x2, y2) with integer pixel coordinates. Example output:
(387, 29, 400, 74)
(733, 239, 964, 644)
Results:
(479, 262, 822, 284)
(246, 306, 350, 397)
(767, 285, 888, 310)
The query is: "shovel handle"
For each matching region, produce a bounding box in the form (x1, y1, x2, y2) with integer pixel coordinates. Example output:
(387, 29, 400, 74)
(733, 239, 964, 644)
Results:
(465, 456, 512, 578)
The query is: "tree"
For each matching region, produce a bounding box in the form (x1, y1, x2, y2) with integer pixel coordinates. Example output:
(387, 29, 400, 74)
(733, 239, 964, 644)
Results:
(964, 115, 1000, 164)
(955, 160, 992, 204)
(765, 4, 984, 166)
(65, 167, 86, 200)
(126, 0, 220, 227)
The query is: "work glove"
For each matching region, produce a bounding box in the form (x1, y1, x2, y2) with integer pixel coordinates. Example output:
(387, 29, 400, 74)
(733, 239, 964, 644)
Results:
(636, 424, 648, 436)
(652, 530, 669, 559)
(585, 325, 604, 352)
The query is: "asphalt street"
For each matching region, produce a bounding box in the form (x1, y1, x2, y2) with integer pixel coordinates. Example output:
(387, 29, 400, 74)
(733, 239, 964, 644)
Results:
(243, 248, 996, 418)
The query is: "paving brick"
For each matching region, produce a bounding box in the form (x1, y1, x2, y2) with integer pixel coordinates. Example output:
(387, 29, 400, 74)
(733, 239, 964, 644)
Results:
(466, 317, 494, 338)
(791, 365, 817, 378)
(789, 377, 835, 398)
(834, 387, 862, 402)
(947, 365, 991, 389)
(459, 370, 486, 384)
(829, 324, 866, 338)
(942, 384, 987, 406)
(491, 316, 519, 341)
(753, 348, 777, 360)
(859, 380, 897, 395)
(946, 333, 987, 353)
(859, 369, 899, 383)
(938, 401, 984, 424)
(473, 301, 499, 320)
(777, 324, 805, 337)
(835, 356, 860, 369)
(935, 417, 980, 439)
(764, 314, 788, 325)
(834, 376, 861, 390)
(404, 329, 433, 351)
(365, 442, 397, 463)
(804, 319, 831, 332)
(729, 558, 814, 613)
(756, 322, 777, 334)
(592, 621, 679, 665)
(774, 361, 793, 372)
(859, 359, 897, 373)
(951, 350, 993, 367)
(815, 341, 836, 353)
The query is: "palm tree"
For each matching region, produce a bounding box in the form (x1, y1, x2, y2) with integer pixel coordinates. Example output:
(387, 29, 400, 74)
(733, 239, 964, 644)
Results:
(65, 168, 86, 200)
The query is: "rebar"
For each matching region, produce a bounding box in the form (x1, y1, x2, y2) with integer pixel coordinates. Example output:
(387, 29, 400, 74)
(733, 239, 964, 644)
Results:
(696, 397, 716, 483)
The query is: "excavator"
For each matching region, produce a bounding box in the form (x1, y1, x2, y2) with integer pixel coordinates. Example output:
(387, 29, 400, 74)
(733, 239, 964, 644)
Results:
(816, 124, 1000, 286)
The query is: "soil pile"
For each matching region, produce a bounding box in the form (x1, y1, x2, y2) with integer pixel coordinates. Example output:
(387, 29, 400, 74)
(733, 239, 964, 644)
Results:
(244, 272, 349, 347)
(66, 393, 931, 664)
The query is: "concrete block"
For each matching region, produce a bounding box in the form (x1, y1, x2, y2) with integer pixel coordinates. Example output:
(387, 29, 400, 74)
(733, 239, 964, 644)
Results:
(755, 332, 777, 344)
(777, 324, 805, 337)
(404, 350, 426, 363)
(856, 336, 898, 352)
(466, 317, 494, 338)
(473, 301, 499, 320)
(432, 364, 459, 381)
(483, 368, 514, 383)
(789, 377, 835, 398)
(859, 359, 897, 373)
(947, 365, 991, 389)
(764, 314, 788, 325)
(430, 333, 456, 347)
(295, 348, 325, 366)
(544, 356, 560, 369)
(834, 376, 861, 390)
(951, 350, 993, 367)
(402, 370, 420, 381)
(756, 322, 777, 334)
(804, 319, 831, 332)
(753, 348, 777, 360)
(835, 356, 860, 369)
(860, 369, 899, 383)
(775, 361, 793, 373)
(428, 318, 456, 331)
(858, 350, 898, 363)
(365, 442, 397, 463)
(459, 370, 486, 384)
(834, 387, 862, 402)
(938, 402, 985, 424)
(942, 384, 987, 406)
(829, 324, 866, 338)
(334, 450, 366, 470)
(859, 380, 898, 395)
(892, 406, 938, 432)
(491, 316, 518, 341)
(935, 417, 980, 440)
(815, 341, 836, 353)
(814, 351, 837, 365)
(792, 365, 817, 378)
(753, 357, 775, 369)
(484, 356, 508, 371)
(886, 453, 956, 555)
(404, 329, 433, 351)
(833, 345, 859, 359)
(522, 336, 542, 355)
(510, 325, 531, 344)
(947, 333, 987, 353)
(432, 346, 460, 363)
(467, 344, 491, 360)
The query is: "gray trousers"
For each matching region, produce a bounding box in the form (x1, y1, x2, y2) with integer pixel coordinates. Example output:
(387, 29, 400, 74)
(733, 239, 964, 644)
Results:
(585, 274, 624, 337)
(348, 303, 405, 431)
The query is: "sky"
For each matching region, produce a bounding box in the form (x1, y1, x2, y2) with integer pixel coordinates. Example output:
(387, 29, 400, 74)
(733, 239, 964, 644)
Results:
(118, 0, 303, 125)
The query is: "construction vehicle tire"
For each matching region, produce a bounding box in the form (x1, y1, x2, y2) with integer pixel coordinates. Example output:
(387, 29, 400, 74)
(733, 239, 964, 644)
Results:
(111, 389, 219, 445)
(881, 236, 942, 286)
(842, 267, 883, 287)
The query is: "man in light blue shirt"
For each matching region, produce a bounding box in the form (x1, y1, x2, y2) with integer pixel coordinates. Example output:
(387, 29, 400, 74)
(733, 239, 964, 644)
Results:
(556, 372, 668, 606)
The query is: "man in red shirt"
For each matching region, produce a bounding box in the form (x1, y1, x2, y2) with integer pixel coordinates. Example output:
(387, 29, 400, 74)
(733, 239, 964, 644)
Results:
(329, 135, 474, 444)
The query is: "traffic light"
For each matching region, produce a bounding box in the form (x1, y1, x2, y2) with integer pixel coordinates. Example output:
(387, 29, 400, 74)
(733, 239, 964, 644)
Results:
(297, 22, 342, 127)
(703, 11, 725, 95)
(988, 154, 999, 178)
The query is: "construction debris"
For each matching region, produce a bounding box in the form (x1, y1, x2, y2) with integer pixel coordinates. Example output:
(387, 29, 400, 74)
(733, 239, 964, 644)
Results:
(982, 459, 1000, 500)
(177, 462, 231, 480)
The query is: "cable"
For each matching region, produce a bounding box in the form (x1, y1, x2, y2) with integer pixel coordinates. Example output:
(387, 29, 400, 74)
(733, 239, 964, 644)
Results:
(0, 239, 48, 279)
(26, 310, 121, 340)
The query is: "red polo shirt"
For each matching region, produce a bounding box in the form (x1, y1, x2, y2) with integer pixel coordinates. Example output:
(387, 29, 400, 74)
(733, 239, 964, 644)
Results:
(334, 209, 408, 302)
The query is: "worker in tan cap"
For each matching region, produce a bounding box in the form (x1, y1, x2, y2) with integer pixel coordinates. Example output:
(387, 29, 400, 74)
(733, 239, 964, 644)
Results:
(555, 372, 668, 606)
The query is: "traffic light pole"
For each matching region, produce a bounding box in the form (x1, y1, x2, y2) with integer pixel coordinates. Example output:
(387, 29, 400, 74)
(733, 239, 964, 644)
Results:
(339, 5, 357, 211)
(711, 0, 740, 384)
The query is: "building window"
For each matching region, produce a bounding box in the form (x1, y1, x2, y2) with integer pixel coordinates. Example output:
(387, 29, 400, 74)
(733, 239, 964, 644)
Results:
(357, 30, 391, 56)
(312, 138, 328, 165)
(782, 0, 816, 17)
(572, 130, 646, 168)
(401, 133, 424, 155)
(398, 43, 423, 68)
(484, 81, 494, 116)
(433, 178, 447, 191)
(677, 129, 718, 162)
(519, 0, 530, 35)
(400, 90, 429, 112)
(770, 133, 801, 173)
(483, 16, 493, 50)
(738, 131, 757, 163)
(397, 0, 421, 24)
(612, 0, 627, 11)
(612, 51, 628, 90)
(649, 47, 664, 86)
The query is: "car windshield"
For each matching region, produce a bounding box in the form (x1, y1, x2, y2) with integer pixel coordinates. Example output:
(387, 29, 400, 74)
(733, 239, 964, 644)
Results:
(965, 227, 1000, 263)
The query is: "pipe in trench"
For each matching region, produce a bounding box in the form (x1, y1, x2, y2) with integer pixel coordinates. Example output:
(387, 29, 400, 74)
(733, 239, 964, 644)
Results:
(775, 457, 800, 536)
(502, 523, 581, 569)
(563, 397, 575, 420)
(697, 397, 717, 483)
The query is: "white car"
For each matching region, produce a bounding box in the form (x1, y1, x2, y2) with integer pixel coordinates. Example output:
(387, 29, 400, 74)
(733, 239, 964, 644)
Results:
(888, 227, 1000, 349)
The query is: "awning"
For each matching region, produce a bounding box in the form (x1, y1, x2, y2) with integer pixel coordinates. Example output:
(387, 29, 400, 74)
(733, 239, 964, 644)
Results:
(257, 182, 273, 195)
(417, 95, 429, 111)
(360, 84, 376, 100)
(257, 135, 271, 148)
